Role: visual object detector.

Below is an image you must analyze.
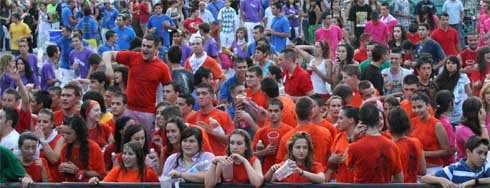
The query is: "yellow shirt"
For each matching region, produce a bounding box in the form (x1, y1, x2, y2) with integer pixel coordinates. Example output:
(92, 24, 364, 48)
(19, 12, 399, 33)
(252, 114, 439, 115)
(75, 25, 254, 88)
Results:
(9, 22, 31, 50)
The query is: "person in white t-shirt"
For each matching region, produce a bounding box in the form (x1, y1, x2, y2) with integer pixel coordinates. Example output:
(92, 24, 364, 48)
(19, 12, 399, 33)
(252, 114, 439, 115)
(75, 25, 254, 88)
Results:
(382, 48, 413, 95)
(0, 107, 20, 152)
(263, 1, 275, 29)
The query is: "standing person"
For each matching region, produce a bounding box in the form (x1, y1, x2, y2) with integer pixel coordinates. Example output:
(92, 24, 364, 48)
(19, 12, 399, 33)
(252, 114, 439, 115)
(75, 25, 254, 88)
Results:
(17, 40, 38, 78)
(282, 0, 300, 38)
(112, 15, 136, 51)
(69, 34, 95, 79)
(415, 0, 437, 25)
(0, 107, 20, 152)
(380, 2, 398, 35)
(52, 83, 82, 127)
(381, 48, 412, 95)
(442, 0, 465, 49)
(431, 12, 461, 56)
(345, 103, 403, 183)
(240, 0, 262, 42)
(458, 32, 479, 74)
(455, 97, 490, 160)
(166, 0, 183, 27)
(197, 1, 215, 24)
(138, 0, 151, 35)
(471, 47, 490, 95)
(347, 0, 372, 47)
(388, 107, 426, 183)
(100, 0, 119, 44)
(147, 3, 176, 48)
(434, 90, 457, 166)
(183, 8, 203, 35)
(61, 0, 77, 28)
(0, 0, 12, 51)
(415, 23, 446, 71)
(76, 8, 98, 48)
(198, 23, 219, 58)
(167, 46, 194, 95)
(315, 11, 342, 60)
(171, 30, 192, 65)
(2, 66, 32, 133)
(393, 0, 411, 28)
(57, 27, 75, 86)
(388, 26, 407, 49)
(364, 11, 390, 45)
(98, 31, 120, 55)
(217, 0, 237, 49)
(184, 36, 224, 85)
(266, 2, 290, 53)
(278, 48, 314, 99)
(361, 44, 387, 95)
(295, 41, 333, 99)
(8, 13, 31, 55)
(102, 34, 172, 138)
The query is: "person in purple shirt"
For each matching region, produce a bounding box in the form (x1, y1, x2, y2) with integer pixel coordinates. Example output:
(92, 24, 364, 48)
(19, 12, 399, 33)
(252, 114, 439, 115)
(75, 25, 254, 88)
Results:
(69, 34, 95, 79)
(40, 45, 60, 91)
(172, 30, 192, 65)
(17, 40, 39, 77)
(198, 23, 219, 58)
(16, 58, 40, 90)
(240, 0, 262, 42)
(282, 0, 300, 38)
(0, 55, 17, 93)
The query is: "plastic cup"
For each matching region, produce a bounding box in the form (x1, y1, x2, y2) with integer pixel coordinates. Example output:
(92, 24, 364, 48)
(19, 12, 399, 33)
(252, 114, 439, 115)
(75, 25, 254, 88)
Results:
(221, 163, 234, 182)
(267, 131, 280, 147)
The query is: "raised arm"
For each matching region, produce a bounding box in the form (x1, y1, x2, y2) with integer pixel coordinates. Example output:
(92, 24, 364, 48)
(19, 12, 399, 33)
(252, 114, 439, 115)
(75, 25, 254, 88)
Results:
(102, 51, 117, 80)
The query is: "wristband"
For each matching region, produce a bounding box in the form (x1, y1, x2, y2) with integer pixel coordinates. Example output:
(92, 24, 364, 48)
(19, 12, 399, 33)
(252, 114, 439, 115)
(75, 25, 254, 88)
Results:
(39, 138, 47, 144)
(77, 170, 85, 180)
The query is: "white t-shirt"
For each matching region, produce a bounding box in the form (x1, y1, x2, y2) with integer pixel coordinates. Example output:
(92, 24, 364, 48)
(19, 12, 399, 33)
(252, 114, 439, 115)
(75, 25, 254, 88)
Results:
(264, 7, 275, 29)
(381, 67, 413, 94)
(0, 130, 20, 152)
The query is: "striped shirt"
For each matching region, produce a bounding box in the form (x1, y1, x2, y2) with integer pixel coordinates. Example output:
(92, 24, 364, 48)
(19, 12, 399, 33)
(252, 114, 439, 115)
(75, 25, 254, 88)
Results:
(435, 159, 490, 184)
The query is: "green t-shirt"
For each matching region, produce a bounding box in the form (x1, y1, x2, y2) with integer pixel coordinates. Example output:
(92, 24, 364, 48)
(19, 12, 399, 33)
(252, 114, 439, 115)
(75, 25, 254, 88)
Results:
(0, 145, 25, 183)
(47, 4, 59, 22)
(359, 59, 391, 72)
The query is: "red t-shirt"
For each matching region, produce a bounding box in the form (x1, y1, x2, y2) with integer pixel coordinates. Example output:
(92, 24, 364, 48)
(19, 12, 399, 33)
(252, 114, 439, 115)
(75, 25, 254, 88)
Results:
(395, 137, 424, 183)
(459, 48, 478, 68)
(16, 107, 32, 133)
(284, 65, 313, 97)
(226, 156, 258, 183)
(23, 158, 50, 182)
(59, 140, 106, 182)
(400, 99, 434, 119)
(278, 162, 324, 183)
(245, 88, 268, 108)
(279, 96, 297, 128)
(251, 123, 292, 172)
(431, 27, 460, 56)
(410, 116, 444, 166)
(53, 110, 79, 128)
(138, 2, 150, 23)
(346, 135, 402, 183)
(353, 47, 368, 63)
(183, 17, 204, 34)
(350, 90, 363, 108)
(315, 119, 337, 138)
(88, 123, 113, 148)
(330, 132, 353, 183)
(40, 134, 63, 182)
(186, 109, 235, 155)
(116, 51, 172, 113)
(407, 32, 420, 44)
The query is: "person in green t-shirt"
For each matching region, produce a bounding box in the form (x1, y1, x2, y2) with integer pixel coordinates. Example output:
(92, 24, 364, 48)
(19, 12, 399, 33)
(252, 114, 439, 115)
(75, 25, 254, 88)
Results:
(0, 145, 25, 183)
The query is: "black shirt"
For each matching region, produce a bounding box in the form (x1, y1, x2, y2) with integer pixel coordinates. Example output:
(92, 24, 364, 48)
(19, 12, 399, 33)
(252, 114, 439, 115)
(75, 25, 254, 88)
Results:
(348, 4, 372, 36)
(361, 63, 384, 95)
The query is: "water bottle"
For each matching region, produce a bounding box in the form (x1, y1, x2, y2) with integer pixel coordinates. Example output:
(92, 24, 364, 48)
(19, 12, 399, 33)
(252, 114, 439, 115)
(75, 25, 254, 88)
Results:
(148, 148, 159, 170)
(256, 140, 265, 151)
(186, 160, 210, 173)
(209, 117, 225, 135)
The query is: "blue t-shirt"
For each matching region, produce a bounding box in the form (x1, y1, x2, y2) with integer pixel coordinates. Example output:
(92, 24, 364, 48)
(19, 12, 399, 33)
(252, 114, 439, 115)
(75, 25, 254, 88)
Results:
(112, 26, 136, 50)
(435, 159, 490, 184)
(101, 8, 119, 29)
(270, 15, 290, 52)
(147, 14, 174, 47)
(61, 6, 74, 27)
(76, 16, 98, 39)
(219, 75, 238, 103)
(415, 39, 446, 64)
(98, 43, 120, 55)
(57, 37, 74, 69)
(207, 0, 225, 22)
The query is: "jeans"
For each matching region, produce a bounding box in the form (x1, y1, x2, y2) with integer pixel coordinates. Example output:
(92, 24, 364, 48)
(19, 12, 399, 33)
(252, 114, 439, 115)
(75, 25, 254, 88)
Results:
(450, 24, 465, 49)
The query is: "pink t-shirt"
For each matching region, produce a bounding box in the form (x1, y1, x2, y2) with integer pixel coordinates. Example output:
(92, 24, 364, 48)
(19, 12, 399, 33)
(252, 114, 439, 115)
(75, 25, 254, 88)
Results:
(364, 21, 390, 45)
(439, 116, 455, 164)
(455, 125, 476, 160)
(478, 15, 490, 47)
(314, 25, 342, 60)
(381, 15, 398, 36)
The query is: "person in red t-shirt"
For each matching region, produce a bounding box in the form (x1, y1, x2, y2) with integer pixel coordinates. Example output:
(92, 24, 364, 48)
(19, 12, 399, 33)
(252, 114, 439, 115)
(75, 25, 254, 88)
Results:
(458, 33, 479, 74)
(53, 83, 82, 127)
(80, 100, 114, 148)
(471, 47, 490, 95)
(341, 64, 363, 108)
(345, 103, 403, 183)
(18, 132, 50, 183)
(311, 95, 337, 137)
(265, 132, 325, 183)
(2, 67, 31, 133)
(205, 129, 264, 187)
(184, 36, 224, 87)
(278, 48, 314, 99)
(183, 7, 204, 34)
(47, 86, 62, 112)
(431, 13, 461, 56)
(102, 34, 172, 137)
(245, 66, 268, 108)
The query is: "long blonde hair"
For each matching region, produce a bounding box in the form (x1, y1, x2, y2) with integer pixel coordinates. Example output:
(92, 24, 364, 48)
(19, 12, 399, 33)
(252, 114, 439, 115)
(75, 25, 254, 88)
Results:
(0, 54, 14, 75)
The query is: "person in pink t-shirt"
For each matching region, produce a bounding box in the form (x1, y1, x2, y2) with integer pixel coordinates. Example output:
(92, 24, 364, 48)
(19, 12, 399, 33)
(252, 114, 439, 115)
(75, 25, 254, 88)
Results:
(435, 90, 456, 165)
(380, 3, 397, 36)
(455, 97, 490, 160)
(364, 11, 390, 45)
(315, 11, 342, 60)
(478, 2, 490, 47)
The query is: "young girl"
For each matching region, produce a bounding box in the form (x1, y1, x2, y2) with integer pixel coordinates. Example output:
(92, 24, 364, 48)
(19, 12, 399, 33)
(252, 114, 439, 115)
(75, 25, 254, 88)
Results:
(80, 100, 114, 148)
(388, 107, 426, 183)
(161, 117, 187, 167)
(230, 27, 248, 58)
(89, 142, 159, 184)
(434, 90, 456, 165)
(103, 116, 136, 171)
(332, 43, 357, 87)
(166, 0, 183, 27)
(296, 41, 333, 99)
(18, 132, 50, 183)
(455, 97, 490, 160)
(205, 129, 263, 188)
(480, 83, 490, 133)
(471, 47, 490, 94)
(325, 96, 343, 124)
(265, 132, 325, 183)
(388, 25, 407, 49)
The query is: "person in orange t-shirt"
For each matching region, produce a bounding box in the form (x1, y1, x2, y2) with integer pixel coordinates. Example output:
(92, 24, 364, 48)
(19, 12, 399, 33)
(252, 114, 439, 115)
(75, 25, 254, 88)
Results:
(205, 129, 264, 188)
(341, 64, 363, 108)
(388, 107, 426, 183)
(89, 142, 159, 184)
(326, 106, 359, 182)
(18, 132, 51, 183)
(252, 99, 292, 173)
(409, 93, 450, 173)
(265, 132, 325, 183)
(35, 109, 65, 182)
(260, 77, 297, 127)
(325, 96, 343, 125)
(81, 100, 114, 148)
(245, 66, 268, 108)
(53, 83, 82, 127)
(400, 74, 434, 119)
(276, 97, 333, 169)
(345, 103, 403, 183)
(58, 116, 106, 182)
(186, 83, 235, 156)
(311, 95, 338, 137)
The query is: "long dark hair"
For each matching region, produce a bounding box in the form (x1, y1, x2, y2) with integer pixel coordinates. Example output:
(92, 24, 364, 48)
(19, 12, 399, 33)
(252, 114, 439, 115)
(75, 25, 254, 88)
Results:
(461, 97, 484, 136)
(123, 124, 148, 154)
(226, 129, 252, 159)
(114, 116, 134, 153)
(16, 57, 34, 83)
(164, 117, 187, 159)
(435, 90, 454, 119)
(174, 127, 204, 169)
(436, 56, 461, 92)
(476, 46, 490, 75)
(64, 116, 90, 169)
(388, 25, 407, 48)
(287, 132, 314, 170)
(121, 142, 146, 182)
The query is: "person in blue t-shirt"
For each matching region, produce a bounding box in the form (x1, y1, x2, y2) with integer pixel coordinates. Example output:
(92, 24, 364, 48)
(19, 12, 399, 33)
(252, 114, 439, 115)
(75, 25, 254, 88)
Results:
(100, 0, 119, 43)
(421, 135, 490, 187)
(76, 8, 98, 48)
(112, 15, 136, 50)
(61, 0, 77, 28)
(147, 3, 176, 47)
(265, 2, 290, 53)
(98, 30, 120, 55)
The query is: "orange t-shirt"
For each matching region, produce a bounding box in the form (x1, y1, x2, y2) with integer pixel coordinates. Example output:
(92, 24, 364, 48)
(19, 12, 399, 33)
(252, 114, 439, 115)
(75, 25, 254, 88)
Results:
(103, 166, 159, 182)
(59, 140, 106, 182)
(40, 134, 63, 182)
(185, 56, 224, 79)
(227, 156, 258, 183)
(315, 119, 338, 137)
(395, 137, 424, 183)
(350, 90, 363, 108)
(278, 162, 324, 183)
(346, 135, 402, 183)
(186, 109, 235, 155)
(330, 132, 353, 183)
(251, 123, 292, 172)
(23, 158, 50, 182)
(410, 116, 444, 166)
(400, 99, 435, 119)
(246, 88, 268, 108)
(88, 123, 113, 148)
(278, 96, 297, 127)
(275, 124, 333, 168)
(53, 110, 64, 127)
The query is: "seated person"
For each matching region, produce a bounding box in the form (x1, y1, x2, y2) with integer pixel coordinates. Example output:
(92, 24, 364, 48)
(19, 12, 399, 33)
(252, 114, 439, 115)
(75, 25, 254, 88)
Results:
(18, 132, 50, 183)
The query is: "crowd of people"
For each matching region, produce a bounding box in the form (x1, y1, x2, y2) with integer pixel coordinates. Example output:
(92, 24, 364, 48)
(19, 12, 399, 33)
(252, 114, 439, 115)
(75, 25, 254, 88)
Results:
(1, 0, 490, 187)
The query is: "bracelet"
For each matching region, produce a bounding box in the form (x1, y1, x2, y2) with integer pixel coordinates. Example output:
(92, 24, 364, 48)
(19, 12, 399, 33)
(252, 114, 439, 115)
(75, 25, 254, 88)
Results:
(39, 138, 47, 144)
